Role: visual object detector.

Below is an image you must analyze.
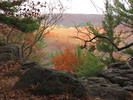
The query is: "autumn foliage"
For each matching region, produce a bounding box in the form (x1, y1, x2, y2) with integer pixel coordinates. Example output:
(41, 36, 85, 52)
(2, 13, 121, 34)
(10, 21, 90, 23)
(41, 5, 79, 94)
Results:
(52, 48, 81, 72)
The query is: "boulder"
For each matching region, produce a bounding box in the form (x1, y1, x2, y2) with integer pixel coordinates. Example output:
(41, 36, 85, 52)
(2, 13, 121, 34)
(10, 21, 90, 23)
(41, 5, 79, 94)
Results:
(13, 64, 87, 98)
(0, 44, 22, 66)
(97, 59, 133, 92)
(18, 60, 40, 70)
(80, 77, 130, 100)
(12, 56, 133, 99)
(97, 69, 131, 86)
(108, 62, 131, 69)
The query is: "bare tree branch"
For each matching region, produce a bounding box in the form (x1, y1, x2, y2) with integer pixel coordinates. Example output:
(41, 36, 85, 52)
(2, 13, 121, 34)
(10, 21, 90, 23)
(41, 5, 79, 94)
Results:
(72, 31, 133, 51)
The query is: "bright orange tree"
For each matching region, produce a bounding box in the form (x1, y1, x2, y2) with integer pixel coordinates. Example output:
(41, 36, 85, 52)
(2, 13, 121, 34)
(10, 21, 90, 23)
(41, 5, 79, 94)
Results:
(52, 48, 81, 72)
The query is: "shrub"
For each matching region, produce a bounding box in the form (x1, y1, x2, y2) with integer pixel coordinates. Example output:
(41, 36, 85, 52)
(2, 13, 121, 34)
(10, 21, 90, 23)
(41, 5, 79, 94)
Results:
(52, 45, 104, 77)
(52, 48, 81, 72)
(73, 45, 105, 77)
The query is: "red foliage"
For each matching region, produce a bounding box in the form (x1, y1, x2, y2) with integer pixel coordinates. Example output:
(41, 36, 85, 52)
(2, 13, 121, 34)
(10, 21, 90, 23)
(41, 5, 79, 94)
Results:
(52, 48, 81, 72)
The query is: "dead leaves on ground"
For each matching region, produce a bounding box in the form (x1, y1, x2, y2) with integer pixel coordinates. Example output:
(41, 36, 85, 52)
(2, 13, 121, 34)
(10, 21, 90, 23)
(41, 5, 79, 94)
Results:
(0, 61, 80, 100)
(0, 61, 132, 100)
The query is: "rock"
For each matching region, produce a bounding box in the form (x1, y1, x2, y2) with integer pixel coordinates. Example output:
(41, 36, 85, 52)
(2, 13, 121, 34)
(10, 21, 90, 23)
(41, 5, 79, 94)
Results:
(87, 87, 130, 100)
(0, 44, 22, 66)
(80, 77, 130, 100)
(108, 62, 131, 69)
(123, 86, 133, 92)
(0, 43, 7, 46)
(119, 63, 132, 69)
(97, 60, 133, 92)
(80, 77, 111, 86)
(97, 69, 131, 86)
(0, 53, 13, 64)
(18, 60, 40, 70)
(123, 81, 133, 92)
(11, 56, 133, 99)
(13, 65, 86, 98)
(129, 57, 133, 68)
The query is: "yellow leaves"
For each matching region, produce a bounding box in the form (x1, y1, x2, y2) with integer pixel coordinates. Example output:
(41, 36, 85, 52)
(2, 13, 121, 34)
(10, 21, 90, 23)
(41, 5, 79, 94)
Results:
(1, 40, 5, 43)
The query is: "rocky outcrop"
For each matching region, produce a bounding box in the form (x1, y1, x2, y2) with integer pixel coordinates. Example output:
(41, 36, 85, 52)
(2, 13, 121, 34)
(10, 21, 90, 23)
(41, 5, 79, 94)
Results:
(80, 77, 130, 100)
(12, 60, 132, 100)
(1, 44, 133, 99)
(18, 60, 40, 70)
(0, 44, 22, 66)
(80, 58, 133, 100)
(13, 64, 87, 98)
(97, 58, 133, 92)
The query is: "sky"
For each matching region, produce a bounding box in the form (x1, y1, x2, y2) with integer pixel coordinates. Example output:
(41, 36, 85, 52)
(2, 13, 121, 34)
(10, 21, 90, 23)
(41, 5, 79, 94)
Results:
(32, 0, 105, 14)
(63, 0, 105, 14)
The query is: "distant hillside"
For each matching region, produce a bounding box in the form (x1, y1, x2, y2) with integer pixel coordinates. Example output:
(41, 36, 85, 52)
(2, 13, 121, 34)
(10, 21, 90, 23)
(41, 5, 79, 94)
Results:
(57, 14, 104, 27)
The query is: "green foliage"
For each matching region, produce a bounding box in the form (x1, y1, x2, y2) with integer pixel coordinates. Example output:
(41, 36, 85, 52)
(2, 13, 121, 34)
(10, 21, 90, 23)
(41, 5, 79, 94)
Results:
(97, 0, 121, 63)
(0, 16, 40, 33)
(87, 22, 99, 35)
(122, 48, 133, 56)
(50, 50, 62, 61)
(15, 17, 40, 33)
(83, 0, 133, 66)
(73, 45, 104, 78)
(110, 0, 133, 59)
(86, 0, 126, 66)
(111, 0, 133, 29)
(74, 23, 85, 28)
(0, 0, 42, 33)
(41, 62, 52, 66)
(36, 33, 47, 49)
(43, 50, 63, 67)
(0, 0, 25, 11)
(15, 33, 25, 41)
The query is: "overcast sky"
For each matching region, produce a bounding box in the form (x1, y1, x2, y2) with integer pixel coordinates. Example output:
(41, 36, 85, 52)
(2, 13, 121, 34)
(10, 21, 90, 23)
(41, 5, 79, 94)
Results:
(32, 0, 105, 14)
(64, 0, 105, 14)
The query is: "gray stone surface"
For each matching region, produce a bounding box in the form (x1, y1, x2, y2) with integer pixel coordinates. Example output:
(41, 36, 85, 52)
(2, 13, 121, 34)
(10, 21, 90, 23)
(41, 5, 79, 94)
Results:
(0, 44, 22, 66)
(18, 60, 40, 70)
(97, 59, 133, 92)
(129, 57, 133, 68)
(13, 65, 87, 98)
(80, 77, 130, 100)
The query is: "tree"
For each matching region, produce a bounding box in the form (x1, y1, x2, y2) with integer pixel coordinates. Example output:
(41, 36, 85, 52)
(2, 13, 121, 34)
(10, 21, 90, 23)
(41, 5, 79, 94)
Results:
(0, 0, 66, 61)
(110, 0, 133, 59)
(73, 45, 104, 77)
(93, 0, 123, 65)
(73, 0, 133, 51)
(70, 0, 133, 65)
(0, 0, 41, 33)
